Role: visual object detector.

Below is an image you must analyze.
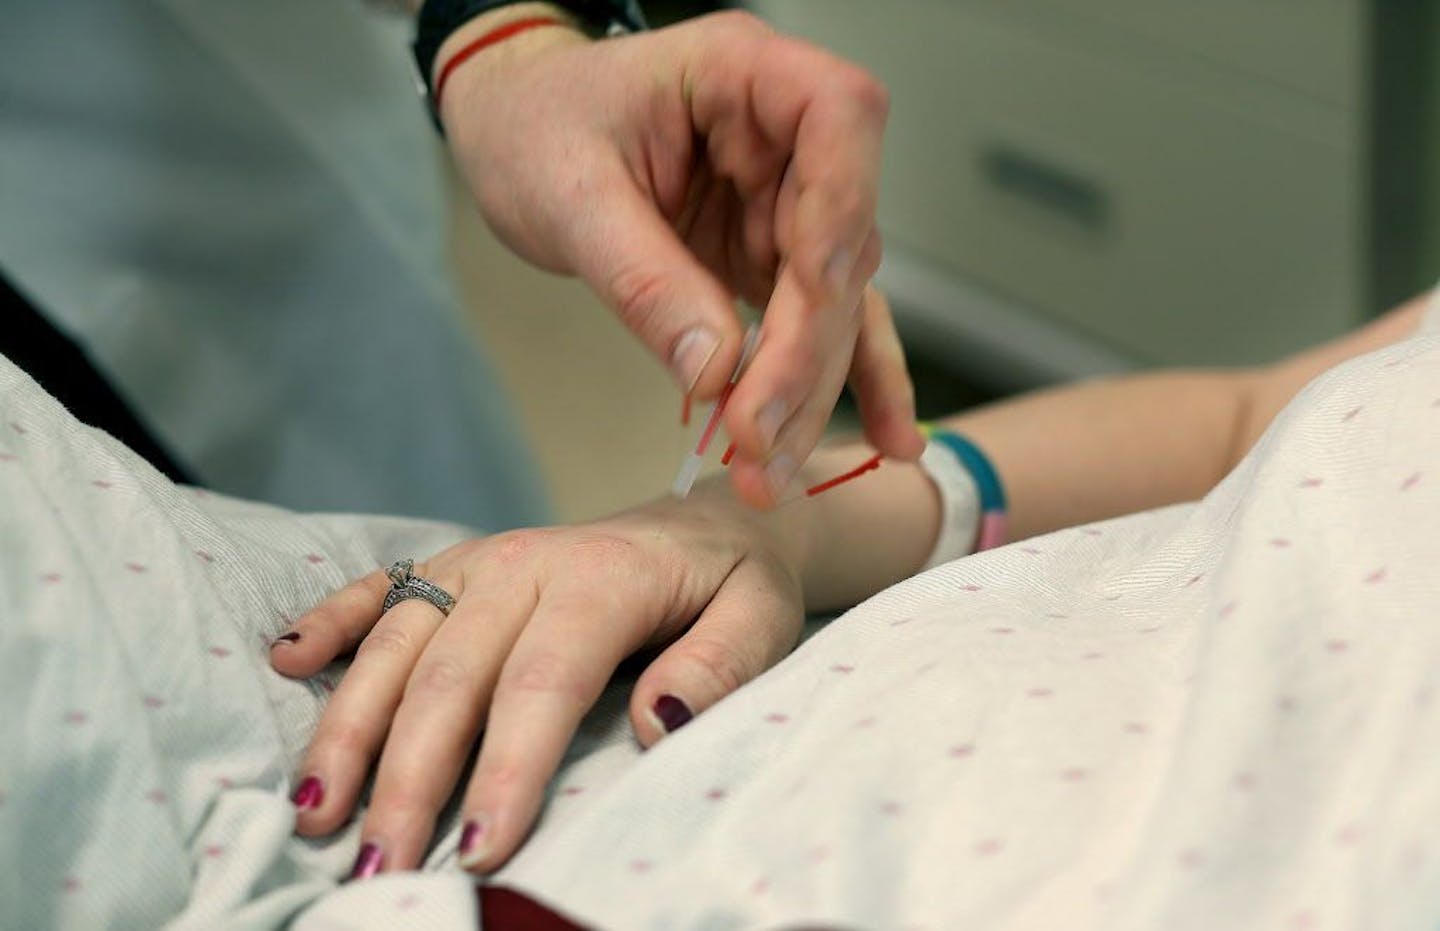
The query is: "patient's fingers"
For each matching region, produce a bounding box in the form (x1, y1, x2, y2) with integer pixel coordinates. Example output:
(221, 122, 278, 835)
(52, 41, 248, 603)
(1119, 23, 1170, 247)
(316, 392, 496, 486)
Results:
(456, 584, 647, 873)
(291, 570, 460, 838)
(269, 569, 392, 678)
(350, 581, 535, 873)
(288, 520, 792, 878)
(630, 555, 803, 747)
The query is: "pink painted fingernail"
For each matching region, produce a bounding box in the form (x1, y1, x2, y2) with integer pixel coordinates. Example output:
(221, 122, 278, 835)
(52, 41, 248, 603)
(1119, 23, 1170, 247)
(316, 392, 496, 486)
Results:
(349, 842, 384, 880)
(291, 775, 324, 811)
(458, 816, 491, 869)
(272, 632, 301, 646)
(653, 694, 693, 733)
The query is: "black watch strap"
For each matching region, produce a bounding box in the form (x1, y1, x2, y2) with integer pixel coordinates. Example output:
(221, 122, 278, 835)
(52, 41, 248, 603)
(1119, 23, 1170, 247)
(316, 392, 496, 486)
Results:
(412, 0, 646, 128)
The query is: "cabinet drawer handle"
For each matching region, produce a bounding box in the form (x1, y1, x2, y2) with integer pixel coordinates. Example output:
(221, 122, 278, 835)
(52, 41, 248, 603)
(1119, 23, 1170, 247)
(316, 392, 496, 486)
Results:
(980, 144, 1110, 233)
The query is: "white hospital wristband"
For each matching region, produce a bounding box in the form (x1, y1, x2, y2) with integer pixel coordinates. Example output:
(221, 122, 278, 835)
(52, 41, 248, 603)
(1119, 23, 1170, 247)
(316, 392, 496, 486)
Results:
(917, 438, 981, 571)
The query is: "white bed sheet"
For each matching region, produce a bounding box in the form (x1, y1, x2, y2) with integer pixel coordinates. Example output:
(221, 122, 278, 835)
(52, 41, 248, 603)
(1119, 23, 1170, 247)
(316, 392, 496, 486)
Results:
(3, 297, 1440, 929)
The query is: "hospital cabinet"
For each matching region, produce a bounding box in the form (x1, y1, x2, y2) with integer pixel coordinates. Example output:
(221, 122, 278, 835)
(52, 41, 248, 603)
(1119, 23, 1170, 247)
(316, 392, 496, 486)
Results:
(745, 0, 1438, 388)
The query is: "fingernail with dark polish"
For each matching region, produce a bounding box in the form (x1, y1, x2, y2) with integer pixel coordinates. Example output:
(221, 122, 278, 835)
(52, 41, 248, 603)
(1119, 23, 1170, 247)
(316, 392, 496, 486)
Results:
(653, 694, 694, 733)
(458, 816, 490, 869)
(273, 632, 301, 646)
(291, 775, 324, 811)
(349, 842, 384, 881)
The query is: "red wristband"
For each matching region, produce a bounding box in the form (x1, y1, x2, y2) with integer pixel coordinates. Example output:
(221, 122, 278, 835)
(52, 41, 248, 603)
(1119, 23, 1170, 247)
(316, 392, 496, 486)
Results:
(433, 15, 568, 111)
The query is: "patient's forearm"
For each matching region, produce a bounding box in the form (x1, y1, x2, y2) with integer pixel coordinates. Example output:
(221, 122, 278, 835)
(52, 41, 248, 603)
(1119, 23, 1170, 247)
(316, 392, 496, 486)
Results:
(793, 369, 1255, 611)
(959, 295, 1428, 545)
(795, 293, 1429, 613)
(941, 369, 1257, 543)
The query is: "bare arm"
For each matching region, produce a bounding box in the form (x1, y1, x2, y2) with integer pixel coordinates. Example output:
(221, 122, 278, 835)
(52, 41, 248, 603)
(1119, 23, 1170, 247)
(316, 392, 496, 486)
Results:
(773, 291, 1430, 613)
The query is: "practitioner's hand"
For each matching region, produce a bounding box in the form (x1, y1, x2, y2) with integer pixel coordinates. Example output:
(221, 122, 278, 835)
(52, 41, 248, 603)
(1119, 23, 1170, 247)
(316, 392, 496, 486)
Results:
(438, 7, 925, 506)
(271, 485, 807, 876)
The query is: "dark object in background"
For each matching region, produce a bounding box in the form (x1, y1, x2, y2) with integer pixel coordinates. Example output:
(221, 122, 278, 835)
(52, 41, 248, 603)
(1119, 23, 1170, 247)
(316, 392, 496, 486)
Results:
(0, 271, 196, 485)
(479, 885, 587, 930)
(645, 0, 729, 26)
(1367, 3, 1438, 313)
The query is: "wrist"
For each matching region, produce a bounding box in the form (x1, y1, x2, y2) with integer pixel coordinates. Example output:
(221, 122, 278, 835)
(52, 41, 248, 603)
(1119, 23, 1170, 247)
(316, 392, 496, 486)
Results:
(423, 3, 589, 132)
(685, 471, 816, 587)
(788, 441, 942, 614)
(432, 2, 586, 86)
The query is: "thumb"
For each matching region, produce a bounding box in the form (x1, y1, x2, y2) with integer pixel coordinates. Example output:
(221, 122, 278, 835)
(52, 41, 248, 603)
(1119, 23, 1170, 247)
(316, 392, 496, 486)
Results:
(630, 557, 803, 747)
(567, 176, 745, 401)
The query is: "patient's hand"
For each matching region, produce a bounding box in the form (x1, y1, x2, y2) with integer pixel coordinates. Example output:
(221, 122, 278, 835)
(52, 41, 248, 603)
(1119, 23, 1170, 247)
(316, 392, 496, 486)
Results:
(271, 486, 806, 877)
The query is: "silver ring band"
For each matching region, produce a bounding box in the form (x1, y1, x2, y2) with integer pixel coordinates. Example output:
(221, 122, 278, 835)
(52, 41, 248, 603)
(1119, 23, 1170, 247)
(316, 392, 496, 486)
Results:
(382, 558, 457, 616)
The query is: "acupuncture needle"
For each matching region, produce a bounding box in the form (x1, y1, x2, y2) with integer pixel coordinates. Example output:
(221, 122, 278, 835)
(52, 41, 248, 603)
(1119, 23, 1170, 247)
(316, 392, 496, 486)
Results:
(671, 325, 761, 499)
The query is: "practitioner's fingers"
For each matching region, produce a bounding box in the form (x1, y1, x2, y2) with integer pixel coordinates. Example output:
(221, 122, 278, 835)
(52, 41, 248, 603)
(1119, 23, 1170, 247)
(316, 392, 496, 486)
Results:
(719, 269, 858, 507)
(686, 18, 888, 310)
(727, 289, 863, 507)
(849, 287, 924, 461)
(630, 554, 804, 747)
(562, 151, 747, 403)
(289, 560, 465, 838)
(269, 569, 394, 678)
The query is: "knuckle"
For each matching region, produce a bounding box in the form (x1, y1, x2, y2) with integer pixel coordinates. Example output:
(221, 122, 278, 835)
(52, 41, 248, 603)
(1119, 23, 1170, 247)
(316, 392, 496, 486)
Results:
(407, 656, 472, 700)
(830, 186, 871, 228)
(299, 602, 342, 635)
(369, 788, 432, 824)
(320, 720, 374, 759)
(501, 651, 589, 704)
(674, 637, 750, 698)
(492, 528, 551, 568)
(356, 624, 414, 661)
(480, 757, 526, 794)
(457, 537, 487, 557)
(850, 69, 890, 119)
(606, 263, 671, 338)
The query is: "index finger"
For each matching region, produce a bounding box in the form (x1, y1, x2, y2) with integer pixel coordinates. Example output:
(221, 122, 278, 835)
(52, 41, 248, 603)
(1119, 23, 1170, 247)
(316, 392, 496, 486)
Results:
(720, 262, 867, 504)
(269, 568, 393, 679)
